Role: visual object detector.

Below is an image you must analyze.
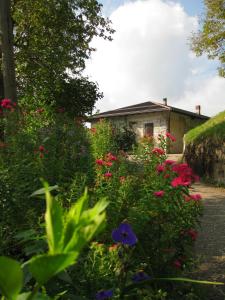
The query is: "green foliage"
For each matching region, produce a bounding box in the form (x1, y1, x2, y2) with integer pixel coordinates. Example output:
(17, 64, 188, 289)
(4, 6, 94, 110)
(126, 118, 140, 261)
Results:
(0, 185, 108, 298)
(114, 126, 136, 152)
(0, 256, 23, 300)
(0, 108, 94, 255)
(191, 0, 225, 77)
(89, 119, 118, 159)
(12, 0, 113, 113)
(185, 110, 225, 144)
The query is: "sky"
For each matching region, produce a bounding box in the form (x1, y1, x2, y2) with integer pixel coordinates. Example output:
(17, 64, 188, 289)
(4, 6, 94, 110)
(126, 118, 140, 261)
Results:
(85, 0, 225, 117)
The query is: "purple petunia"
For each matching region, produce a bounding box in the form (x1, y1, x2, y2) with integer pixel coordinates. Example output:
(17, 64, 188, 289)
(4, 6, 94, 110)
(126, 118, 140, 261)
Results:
(96, 289, 113, 300)
(112, 223, 137, 246)
(132, 271, 150, 282)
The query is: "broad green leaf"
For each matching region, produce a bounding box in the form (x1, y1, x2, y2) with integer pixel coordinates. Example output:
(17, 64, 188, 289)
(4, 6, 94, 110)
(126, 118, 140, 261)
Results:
(62, 190, 89, 248)
(44, 183, 63, 253)
(0, 256, 23, 300)
(64, 198, 108, 253)
(31, 185, 58, 197)
(29, 253, 78, 285)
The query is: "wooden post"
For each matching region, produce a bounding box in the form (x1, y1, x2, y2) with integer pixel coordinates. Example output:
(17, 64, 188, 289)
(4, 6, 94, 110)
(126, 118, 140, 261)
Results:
(0, 0, 17, 102)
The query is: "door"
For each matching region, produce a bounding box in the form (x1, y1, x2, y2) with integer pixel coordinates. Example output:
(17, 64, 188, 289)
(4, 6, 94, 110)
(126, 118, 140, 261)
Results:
(144, 123, 154, 137)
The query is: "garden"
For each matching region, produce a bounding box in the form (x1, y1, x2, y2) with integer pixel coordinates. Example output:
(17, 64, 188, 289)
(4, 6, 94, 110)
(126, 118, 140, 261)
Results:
(0, 101, 218, 300)
(0, 0, 224, 298)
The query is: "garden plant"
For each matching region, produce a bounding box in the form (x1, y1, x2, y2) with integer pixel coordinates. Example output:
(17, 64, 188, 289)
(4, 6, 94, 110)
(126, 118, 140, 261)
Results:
(0, 104, 223, 299)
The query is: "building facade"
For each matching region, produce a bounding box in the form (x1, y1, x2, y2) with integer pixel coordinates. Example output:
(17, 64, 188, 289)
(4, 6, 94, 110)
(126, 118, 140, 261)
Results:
(90, 100, 209, 153)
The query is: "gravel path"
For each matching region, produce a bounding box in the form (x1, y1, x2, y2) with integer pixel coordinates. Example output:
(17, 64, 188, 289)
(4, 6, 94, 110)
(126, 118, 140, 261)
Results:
(190, 183, 225, 299)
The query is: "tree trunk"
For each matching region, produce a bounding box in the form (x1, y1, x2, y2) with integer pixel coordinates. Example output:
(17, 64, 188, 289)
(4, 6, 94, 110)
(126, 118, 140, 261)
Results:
(0, 0, 17, 102)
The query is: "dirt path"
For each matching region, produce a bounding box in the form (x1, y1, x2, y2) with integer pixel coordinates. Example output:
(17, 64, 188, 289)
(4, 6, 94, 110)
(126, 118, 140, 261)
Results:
(190, 182, 225, 299)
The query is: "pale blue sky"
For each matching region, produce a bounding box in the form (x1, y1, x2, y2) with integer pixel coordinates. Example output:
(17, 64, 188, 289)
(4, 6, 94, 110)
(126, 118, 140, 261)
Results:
(99, 0, 205, 17)
(86, 0, 224, 116)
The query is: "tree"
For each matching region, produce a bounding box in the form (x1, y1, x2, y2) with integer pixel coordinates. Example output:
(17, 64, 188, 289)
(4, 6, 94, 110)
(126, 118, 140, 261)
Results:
(191, 0, 225, 77)
(11, 0, 113, 114)
(0, 0, 17, 101)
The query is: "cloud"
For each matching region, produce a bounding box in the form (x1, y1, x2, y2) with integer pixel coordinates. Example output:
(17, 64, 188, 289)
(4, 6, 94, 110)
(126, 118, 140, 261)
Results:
(86, 0, 225, 116)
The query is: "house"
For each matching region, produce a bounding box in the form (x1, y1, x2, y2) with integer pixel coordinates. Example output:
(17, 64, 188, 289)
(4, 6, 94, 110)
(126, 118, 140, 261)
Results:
(89, 99, 210, 153)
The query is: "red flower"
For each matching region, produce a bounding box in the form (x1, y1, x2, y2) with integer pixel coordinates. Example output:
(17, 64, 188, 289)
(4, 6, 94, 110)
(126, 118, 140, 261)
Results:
(156, 164, 165, 173)
(104, 172, 112, 178)
(96, 159, 104, 165)
(104, 161, 112, 167)
(190, 194, 202, 201)
(106, 153, 117, 161)
(1, 98, 12, 108)
(171, 176, 191, 187)
(164, 174, 170, 179)
(152, 148, 165, 155)
(39, 153, 44, 159)
(154, 191, 165, 197)
(39, 145, 45, 152)
(166, 132, 176, 142)
(173, 259, 182, 269)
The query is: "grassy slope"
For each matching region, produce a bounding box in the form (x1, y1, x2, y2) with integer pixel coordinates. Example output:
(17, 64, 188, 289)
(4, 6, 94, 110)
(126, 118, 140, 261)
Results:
(185, 110, 225, 144)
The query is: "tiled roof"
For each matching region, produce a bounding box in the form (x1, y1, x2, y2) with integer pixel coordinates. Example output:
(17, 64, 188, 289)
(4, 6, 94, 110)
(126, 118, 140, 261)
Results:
(89, 101, 209, 120)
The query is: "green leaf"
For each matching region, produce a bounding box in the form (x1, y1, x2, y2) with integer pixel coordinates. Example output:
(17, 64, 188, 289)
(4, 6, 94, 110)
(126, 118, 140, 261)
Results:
(44, 183, 63, 254)
(28, 253, 78, 285)
(0, 256, 23, 300)
(17, 293, 50, 300)
(62, 190, 89, 248)
(64, 198, 108, 252)
(31, 185, 58, 197)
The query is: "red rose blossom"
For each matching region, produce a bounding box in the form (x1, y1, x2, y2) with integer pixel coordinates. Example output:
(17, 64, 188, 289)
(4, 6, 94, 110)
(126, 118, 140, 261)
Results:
(166, 132, 176, 142)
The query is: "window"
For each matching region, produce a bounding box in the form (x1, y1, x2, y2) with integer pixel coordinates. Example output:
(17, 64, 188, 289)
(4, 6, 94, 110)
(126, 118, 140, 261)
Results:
(144, 123, 154, 137)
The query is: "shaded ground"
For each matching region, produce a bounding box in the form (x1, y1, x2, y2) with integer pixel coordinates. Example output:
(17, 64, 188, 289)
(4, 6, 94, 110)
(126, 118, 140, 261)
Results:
(189, 183, 225, 299)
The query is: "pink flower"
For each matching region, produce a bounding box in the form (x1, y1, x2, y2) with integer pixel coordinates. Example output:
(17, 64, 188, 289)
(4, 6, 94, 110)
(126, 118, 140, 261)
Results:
(166, 132, 176, 142)
(154, 191, 165, 197)
(152, 148, 165, 155)
(173, 260, 182, 269)
(164, 160, 175, 165)
(96, 159, 104, 165)
(156, 164, 165, 173)
(190, 194, 202, 201)
(171, 177, 191, 187)
(104, 172, 112, 178)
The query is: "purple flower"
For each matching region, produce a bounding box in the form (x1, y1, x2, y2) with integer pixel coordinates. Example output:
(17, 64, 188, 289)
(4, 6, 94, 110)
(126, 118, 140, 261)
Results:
(96, 289, 113, 300)
(112, 223, 137, 246)
(132, 271, 150, 282)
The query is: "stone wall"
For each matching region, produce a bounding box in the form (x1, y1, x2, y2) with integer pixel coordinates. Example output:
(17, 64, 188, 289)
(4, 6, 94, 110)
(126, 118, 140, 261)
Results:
(184, 140, 225, 184)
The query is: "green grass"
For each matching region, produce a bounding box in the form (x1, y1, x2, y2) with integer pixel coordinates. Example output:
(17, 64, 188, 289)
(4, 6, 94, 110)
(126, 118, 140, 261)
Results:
(185, 110, 225, 144)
